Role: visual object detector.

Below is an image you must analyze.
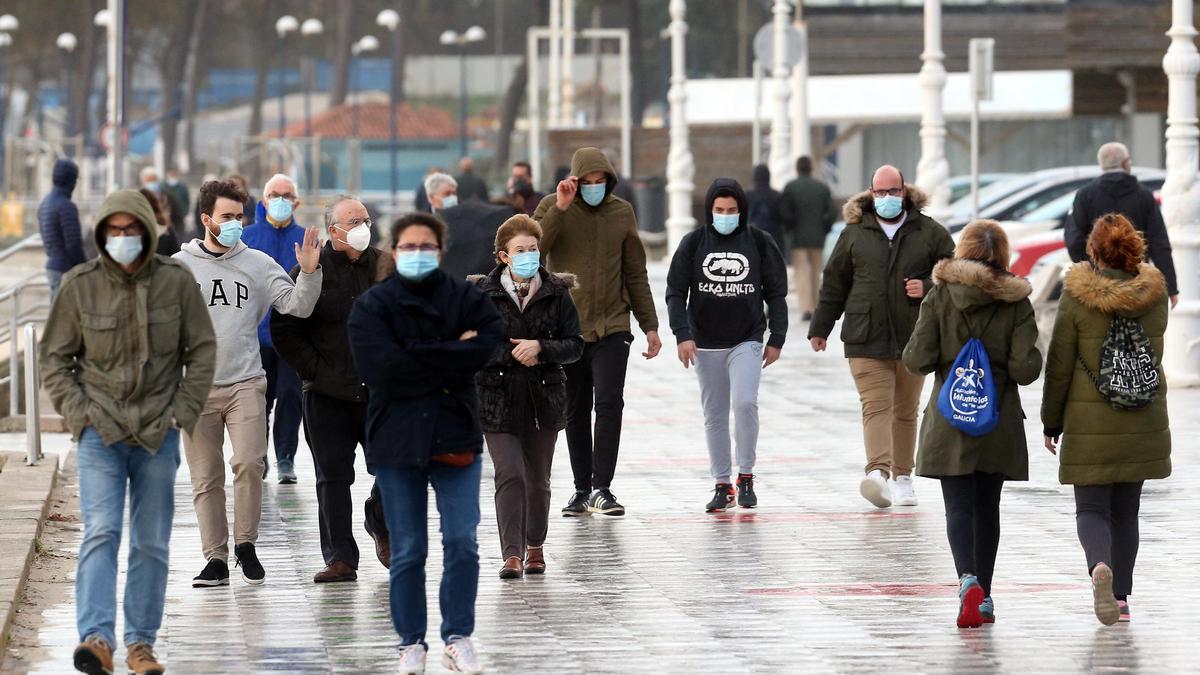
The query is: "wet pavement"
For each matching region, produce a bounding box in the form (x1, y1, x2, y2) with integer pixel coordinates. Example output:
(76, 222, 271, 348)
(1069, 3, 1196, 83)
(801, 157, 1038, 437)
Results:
(7, 266, 1200, 673)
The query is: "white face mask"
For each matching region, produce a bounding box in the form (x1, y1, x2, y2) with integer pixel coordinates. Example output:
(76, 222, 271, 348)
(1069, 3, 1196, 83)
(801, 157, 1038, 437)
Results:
(343, 223, 371, 252)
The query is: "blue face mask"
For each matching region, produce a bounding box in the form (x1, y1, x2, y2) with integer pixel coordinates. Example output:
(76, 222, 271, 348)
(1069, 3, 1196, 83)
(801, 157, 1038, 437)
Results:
(508, 251, 541, 279)
(267, 197, 294, 223)
(580, 183, 606, 207)
(145, 181, 160, 193)
(874, 194, 904, 220)
(214, 218, 243, 247)
(440, 194, 459, 210)
(712, 212, 740, 235)
(105, 235, 144, 265)
(396, 251, 439, 281)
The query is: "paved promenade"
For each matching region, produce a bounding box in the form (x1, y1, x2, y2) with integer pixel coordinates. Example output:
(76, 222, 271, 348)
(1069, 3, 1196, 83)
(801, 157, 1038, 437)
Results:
(5, 266, 1199, 673)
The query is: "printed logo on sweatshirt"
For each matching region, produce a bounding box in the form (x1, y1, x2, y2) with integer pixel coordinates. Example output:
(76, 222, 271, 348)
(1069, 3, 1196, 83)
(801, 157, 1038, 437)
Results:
(198, 279, 250, 309)
(699, 252, 756, 297)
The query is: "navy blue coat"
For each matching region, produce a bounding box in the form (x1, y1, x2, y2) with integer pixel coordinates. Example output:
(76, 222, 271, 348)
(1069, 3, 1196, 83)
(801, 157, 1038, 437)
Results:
(348, 268, 504, 469)
(39, 159, 87, 273)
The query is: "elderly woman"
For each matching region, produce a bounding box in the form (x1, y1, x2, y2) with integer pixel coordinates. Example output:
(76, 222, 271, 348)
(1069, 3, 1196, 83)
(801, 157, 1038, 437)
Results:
(903, 220, 1042, 628)
(1042, 213, 1171, 626)
(470, 214, 584, 579)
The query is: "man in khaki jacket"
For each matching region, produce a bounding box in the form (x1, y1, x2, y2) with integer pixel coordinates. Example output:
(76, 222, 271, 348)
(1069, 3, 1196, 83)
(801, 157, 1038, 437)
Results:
(42, 189, 216, 675)
(533, 146, 660, 517)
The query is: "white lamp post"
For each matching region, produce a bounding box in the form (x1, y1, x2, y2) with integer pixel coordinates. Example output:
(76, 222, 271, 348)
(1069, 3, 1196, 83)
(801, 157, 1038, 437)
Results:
(0, 14, 17, 193)
(350, 35, 379, 140)
(300, 18, 324, 139)
(789, 2, 811, 164)
(769, 0, 792, 191)
(376, 8, 401, 209)
(548, 0, 562, 127)
(915, 0, 950, 214)
(274, 15, 299, 137)
(57, 32, 78, 140)
(665, 0, 695, 255)
(562, 0, 575, 126)
(441, 26, 487, 158)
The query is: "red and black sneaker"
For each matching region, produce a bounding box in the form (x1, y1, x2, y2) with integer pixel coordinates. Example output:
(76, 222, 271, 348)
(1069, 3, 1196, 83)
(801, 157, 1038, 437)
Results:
(705, 483, 736, 512)
(736, 474, 758, 508)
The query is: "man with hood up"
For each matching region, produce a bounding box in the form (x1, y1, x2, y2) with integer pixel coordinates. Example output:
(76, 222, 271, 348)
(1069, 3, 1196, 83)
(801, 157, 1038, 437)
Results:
(666, 178, 788, 513)
(746, 163, 786, 254)
(533, 146, 660, 517)
(41, 189, 216, 675)
(39, 158, 88, 299)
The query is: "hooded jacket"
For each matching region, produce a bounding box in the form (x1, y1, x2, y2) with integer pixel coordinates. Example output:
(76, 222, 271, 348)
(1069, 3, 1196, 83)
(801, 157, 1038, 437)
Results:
(746, 165, 785, 251)
(780, 172, 838, 250)
(903, 259, 1042, 480)
(242, 201, 306, 347)
(809, 185, 956, 359)
(1066, 172, 1178, 296)
(1041, 263, 1171, 485)
(532, 147, 658, 342)
(172, 238, 322, 387)
(666, 178, 788, 350)
(38, 159, 87, 273)
(40, 189, 217, 450)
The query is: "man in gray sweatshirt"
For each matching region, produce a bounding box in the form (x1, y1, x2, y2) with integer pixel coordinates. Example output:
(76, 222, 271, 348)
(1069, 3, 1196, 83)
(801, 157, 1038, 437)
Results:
(173, 179, 323, 587)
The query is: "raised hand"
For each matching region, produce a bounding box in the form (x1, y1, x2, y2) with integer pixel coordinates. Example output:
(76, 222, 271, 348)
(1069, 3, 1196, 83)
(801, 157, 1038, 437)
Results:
(296, 226, 321, 274)
(555, 176, 578, 211)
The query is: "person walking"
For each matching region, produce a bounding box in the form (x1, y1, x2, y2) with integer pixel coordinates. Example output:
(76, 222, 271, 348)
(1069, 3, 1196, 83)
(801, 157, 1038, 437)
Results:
(666, 178, 788, 512)
(505, 161, 545, 215)
(746, 163, 786, 255)
(38, 158, 87, 300)
(270, 195, 394, 582)
(1042, 213, 1171, 626)
(139, 166, 184, 236)
(781, 156, 838, 321)
(242, 173, 307, 484)
(42, 189, 216, 675)
(173, 179, 322, 589)
(809, 165, 955, 509)
(471, 214, 584, 579)
(902, 220, 1042, 628)
(139, 188, 181, 256)
(347, 212, 503, 675)
(455, 157, 490, 203)
(533, 146, 661, 517)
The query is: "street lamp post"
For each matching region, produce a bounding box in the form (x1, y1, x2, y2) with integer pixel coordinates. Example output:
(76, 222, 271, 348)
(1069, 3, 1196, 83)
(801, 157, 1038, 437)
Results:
(377, 9, 401, 210)
(769, 0, 792, 191)
(57, 32, 77, 142)
(665, 0, 695, 255)
(350, 36, 379, 140)
(915, 0, 950, 215)
(300, 18, 324, 140)
(0, 14, 19, 194)
(275, 15, 299, 138)
(440, 26, 487, 159)
(790, 1, 811, 162)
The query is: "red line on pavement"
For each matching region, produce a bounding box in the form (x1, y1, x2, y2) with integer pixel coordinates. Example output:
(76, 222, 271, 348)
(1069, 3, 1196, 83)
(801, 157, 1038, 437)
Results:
(646, 511, 926, 524)
(744, 582, 1081, 597)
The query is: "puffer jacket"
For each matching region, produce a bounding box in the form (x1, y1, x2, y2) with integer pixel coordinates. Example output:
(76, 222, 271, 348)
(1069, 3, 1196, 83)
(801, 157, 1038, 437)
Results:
(39, 159, 87, 272)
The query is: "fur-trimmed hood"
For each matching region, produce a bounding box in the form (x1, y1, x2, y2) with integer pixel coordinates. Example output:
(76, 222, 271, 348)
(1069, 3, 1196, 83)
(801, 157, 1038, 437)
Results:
(933, 258, 1032, 307)
(843, 184, 930, 225)
(1063, 262, 1167, 317)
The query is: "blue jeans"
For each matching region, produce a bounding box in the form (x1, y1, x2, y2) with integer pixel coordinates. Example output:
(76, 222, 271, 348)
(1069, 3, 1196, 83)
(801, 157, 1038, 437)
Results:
(375, 456, 482, 647)
(76, 427, 180, 648)
(47, 268, 64, 302)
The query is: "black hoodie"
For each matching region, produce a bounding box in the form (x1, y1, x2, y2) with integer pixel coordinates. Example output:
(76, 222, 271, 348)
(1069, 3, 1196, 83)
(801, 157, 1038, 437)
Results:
(665, 178, 789, 349)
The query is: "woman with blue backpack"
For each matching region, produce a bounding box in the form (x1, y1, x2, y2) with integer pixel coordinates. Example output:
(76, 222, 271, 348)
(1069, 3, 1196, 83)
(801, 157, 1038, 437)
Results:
(1042, 213, 1171, 626)
(903, 220, 1043, 628)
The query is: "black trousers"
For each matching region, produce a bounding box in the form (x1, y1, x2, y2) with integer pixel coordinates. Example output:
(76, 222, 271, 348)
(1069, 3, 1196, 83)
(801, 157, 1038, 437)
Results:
(485, 428, 559, 559)
(1075, 481, 1143, 598)
(261, 346, 303, 463)
(564, 332, 632, 493)
(301, 391, 387, 568)
(939, 471, 1005, 595)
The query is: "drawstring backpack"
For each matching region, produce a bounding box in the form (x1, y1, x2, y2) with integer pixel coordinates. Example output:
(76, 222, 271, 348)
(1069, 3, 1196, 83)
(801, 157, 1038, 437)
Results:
(937, 305, 1001, 437)
(1078, 314, 1159, 411)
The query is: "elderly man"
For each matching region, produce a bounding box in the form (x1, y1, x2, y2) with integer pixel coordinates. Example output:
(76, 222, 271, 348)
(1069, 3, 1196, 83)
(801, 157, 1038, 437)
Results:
(1066, 141, 1179, 307)
(270, 195, 394, 581)
(809, 165, 954, 509)
(454, 156, 489, 203)
(428, 171, 516, 280)
(242, 173, 307, 483)
(42, 189, 216, 675)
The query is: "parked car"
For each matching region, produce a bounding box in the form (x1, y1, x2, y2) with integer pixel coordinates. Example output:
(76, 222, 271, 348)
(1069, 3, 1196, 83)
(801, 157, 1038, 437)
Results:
(947, 173, 1019, 204)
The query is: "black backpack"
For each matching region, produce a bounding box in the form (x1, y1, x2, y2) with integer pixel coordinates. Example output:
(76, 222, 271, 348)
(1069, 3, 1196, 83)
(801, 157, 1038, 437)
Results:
(1078, 315, 1160, 411)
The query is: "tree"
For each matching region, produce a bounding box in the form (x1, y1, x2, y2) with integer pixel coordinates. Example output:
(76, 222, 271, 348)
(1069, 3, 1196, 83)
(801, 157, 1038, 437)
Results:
(494, 1, 548, 169)
(327, 0, 355, 107)
(180, 0, 210, 168)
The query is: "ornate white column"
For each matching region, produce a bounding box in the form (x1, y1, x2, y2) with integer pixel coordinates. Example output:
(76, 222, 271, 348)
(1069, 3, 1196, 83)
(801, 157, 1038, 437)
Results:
(665, 0, 696, 255)
(562, 0, 575, 125)
(915, 0, 950, 214)
(769, 0, 792, 191)
(1162, 0, 1200, 386)
(789, 2, 811, 165)
(548, 0, 562, 127)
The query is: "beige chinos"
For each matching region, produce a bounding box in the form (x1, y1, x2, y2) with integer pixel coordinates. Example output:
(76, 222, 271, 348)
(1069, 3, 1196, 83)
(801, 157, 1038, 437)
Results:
(847, 357, 924, 479)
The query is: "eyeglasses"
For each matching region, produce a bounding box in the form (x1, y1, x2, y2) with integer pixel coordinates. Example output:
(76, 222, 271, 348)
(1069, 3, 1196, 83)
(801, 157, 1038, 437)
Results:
(104, 224, 144, 236)
(871, 188, 904, 198)
(396, 243, 440, 253)
(333, 218, 372, 230)
(266, 193, 297, 201)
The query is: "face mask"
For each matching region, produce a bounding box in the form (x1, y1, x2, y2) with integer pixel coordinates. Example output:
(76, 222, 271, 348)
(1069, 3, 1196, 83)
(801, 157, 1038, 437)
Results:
(145, 181, 160, 193)
(396, 251, 439, 281)
(343, 224, 371, 252)
(580, 183, 606, 207)
(212, 217, 243, 247)
(440, 194, 459, 210)
(267, 196, 294, 222)
(508, 251, 541, 279)
(712, 213, 740, 235)
(874, 194, 904, 220)
(166, 177, 179, 186)
(105, 235, 143, 265)
(512, 179, 532, 196)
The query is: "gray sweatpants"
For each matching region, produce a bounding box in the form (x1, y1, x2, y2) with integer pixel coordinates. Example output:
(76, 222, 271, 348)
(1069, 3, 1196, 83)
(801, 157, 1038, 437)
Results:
(695, 341, 763, 483)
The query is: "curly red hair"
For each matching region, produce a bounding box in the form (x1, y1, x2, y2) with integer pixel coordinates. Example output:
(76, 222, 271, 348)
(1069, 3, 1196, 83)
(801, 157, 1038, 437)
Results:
(1086, 213, 1145, 274)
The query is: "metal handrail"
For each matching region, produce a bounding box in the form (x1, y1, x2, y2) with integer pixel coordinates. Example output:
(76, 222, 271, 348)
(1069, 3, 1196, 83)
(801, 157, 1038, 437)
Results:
(24, 323, 42, 466)
(0, 234, 43, 264)
(2, 273, 49, 417)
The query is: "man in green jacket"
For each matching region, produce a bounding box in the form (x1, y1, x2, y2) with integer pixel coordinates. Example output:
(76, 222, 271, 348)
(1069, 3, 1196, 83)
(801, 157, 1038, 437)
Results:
(809, 165, 955, 509)
(41, 189, 216, 675)
(780, 156, 838, 320)
(533, 146, 660, 517)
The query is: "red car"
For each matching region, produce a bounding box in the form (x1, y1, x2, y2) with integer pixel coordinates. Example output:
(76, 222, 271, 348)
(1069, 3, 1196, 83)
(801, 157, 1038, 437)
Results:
(1010, 229, 1067, 278)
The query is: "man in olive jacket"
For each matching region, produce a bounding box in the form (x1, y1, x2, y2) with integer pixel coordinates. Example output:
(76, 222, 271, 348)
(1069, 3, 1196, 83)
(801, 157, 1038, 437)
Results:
(533, 146, 661, 517)
(41, 189, 216, 675)
(809, 165, 955, 509)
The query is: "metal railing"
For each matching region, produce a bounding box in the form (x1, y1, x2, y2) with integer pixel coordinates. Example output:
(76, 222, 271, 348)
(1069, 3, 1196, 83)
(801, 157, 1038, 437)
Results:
(24, 323, 42, 466)
(0, 234, 51, 419)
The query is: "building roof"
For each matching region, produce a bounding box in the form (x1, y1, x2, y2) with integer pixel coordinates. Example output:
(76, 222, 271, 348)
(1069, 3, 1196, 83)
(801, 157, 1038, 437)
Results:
(267, 102, 458, 140)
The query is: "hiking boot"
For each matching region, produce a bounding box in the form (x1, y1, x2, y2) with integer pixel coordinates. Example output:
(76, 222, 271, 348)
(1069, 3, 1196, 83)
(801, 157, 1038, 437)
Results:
(396, 643, 428, 674)
(524, 546, 546, 575)
(893, 474, 918, 506)
(736, 474, 758, 508)
(277, 459, 297, 485)
(561, 490, 590, 517)
(192, 558, 229, 588)
(125, 643, 164, 675)
(442, 636, 484, 674)
(957, 575, 985, 628)
(586, 489, 625, 516)
(313, 560, 357, 583)
(1091, 563, 1120, 625)
(234, 542, 266, 585)
(859, 470, 892, 508)
(72, 635, 113, 674)
(980, 596, 995, 624)
(705, 483, 736, 512)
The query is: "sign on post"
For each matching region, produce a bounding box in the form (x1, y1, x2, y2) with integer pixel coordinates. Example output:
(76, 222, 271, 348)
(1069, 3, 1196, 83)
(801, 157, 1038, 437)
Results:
(969, 38, 996, 219)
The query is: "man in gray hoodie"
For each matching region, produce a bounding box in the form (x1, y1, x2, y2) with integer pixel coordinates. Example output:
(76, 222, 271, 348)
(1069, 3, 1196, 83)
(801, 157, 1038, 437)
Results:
(173, 179, 323, 588)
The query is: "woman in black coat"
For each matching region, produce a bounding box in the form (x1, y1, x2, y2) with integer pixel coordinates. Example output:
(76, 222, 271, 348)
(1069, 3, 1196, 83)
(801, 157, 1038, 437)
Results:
(470, 214, 584, 580)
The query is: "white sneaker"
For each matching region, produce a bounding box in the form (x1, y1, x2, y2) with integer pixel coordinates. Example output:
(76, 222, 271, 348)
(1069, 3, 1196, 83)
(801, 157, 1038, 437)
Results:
(892, 475, 918, 506)
(443, 636, 484, 674)
(396, 643, 427, 674)
(859, 470, 892, 508)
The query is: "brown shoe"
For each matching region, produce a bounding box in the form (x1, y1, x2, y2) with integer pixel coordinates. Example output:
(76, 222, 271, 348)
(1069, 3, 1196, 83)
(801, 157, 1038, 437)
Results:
(524, 546, 546, 575)
(125, 643, 164, 675)
(369, 532, 390, 569)
(499, 555, 524, 579)
(72, 636, 114, 674)
(314, 560, 358, 583)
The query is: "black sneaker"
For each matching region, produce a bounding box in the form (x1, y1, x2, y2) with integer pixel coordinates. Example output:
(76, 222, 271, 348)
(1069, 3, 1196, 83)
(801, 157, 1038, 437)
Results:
(737, 474, 758, 508)
(234, 542, 266, 585)
(706, 483, 736, 512)
(587, 489, 625, 516)
(192, 558, 229, 588)
(561, 490, 591, 517)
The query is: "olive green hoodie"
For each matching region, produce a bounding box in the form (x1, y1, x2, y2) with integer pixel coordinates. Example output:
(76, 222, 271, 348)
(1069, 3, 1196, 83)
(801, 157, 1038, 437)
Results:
(40, 189, 217, 451)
